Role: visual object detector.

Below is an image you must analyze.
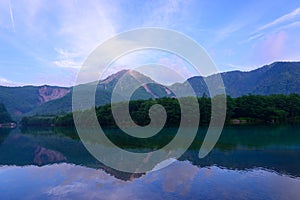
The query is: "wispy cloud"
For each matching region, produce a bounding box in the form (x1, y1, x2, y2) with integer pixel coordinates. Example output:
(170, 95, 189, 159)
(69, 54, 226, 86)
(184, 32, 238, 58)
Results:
(280, 21, 300, 30)
(52, 60, 82, 69)
(144, 0, 180, 26)
(245, 20, 300, 43)
(2, 1, 119, 70)
(0, 77, 25, 86)
(53, 48, 82, 69)
(212, 23, 243, 45)
(50, 1, 118, 69)
(242, 33, 264, 43)
(256, 7, 300, 32)
(1, 1, 300, 86)
(143, 0, 192, 28)
(246, 8, 300, 43)
(8, 0, 15, 32)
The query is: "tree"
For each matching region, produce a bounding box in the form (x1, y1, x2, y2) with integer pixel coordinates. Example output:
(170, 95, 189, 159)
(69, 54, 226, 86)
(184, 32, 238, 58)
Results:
(0, 103, 12, 123)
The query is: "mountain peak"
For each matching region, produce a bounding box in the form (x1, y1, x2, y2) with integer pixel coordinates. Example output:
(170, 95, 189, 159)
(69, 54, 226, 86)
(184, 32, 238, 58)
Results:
(100, 69, 129, 84)
(99, 69, 156, 86)
(1, 61, 300, 118)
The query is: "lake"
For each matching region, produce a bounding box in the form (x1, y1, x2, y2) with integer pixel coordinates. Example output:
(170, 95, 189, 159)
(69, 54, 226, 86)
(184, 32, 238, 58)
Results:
(0, 126, 300, 200)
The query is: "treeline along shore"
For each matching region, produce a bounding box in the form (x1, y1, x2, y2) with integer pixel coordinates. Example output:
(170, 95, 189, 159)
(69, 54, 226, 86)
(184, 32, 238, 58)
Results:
(0, 103, 16, 128)
(20, 94, 300, 127)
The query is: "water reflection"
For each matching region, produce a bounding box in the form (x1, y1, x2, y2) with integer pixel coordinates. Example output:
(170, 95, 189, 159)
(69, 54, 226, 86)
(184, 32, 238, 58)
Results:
(0, 129, 10, 144)
(1, 162, 300, 200)
(1, 126, 300, 178)
(1, 126, 300, 199)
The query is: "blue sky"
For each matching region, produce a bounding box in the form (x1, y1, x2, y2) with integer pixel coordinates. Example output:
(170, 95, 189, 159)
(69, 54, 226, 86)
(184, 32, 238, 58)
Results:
(0, 0, 300, 86)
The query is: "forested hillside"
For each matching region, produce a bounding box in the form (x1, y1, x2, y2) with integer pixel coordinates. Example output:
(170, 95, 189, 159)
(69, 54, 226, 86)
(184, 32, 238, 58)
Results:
(0, 103, 13, 123)
(21, 94, 300, 127)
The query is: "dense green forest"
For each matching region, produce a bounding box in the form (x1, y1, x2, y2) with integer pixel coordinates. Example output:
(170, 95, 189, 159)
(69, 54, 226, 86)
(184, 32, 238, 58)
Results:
(0, 103, 13, 123)
(20, 94, 300, 127)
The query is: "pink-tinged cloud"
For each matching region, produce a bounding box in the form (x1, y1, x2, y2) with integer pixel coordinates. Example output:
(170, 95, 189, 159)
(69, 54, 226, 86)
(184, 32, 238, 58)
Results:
(253, 31, 288, 64)
(158, 56, 195, 79)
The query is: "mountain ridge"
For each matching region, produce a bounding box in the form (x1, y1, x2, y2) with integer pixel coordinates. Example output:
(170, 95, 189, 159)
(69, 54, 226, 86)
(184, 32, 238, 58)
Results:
(1, 61, 300, 118)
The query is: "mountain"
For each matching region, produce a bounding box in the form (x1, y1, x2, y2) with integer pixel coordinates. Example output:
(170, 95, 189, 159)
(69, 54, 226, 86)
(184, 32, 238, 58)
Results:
(170, 62, 300, 97)
(221, 62, 300, 97)
(25, 70, 175, 116)
(1, 61, 300, 119)
(96, 69, 175, 100)
(0, 85, 70, 119)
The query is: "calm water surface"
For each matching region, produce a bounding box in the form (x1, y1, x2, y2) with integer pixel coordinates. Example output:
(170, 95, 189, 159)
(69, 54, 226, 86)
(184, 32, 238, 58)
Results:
(0, 126, 300, 200)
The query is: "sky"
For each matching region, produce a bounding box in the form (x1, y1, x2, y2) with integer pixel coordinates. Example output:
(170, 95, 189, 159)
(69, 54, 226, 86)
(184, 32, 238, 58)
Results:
(0, 0, 300, 86)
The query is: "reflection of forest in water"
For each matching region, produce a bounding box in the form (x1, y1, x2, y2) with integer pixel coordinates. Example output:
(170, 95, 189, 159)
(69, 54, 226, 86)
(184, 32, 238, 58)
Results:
(0, 125, 300, 180)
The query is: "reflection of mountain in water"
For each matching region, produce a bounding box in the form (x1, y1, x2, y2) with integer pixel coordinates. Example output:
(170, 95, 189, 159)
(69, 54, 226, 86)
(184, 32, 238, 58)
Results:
(3, 161, 300, 200)
(0, 126, 300, 180)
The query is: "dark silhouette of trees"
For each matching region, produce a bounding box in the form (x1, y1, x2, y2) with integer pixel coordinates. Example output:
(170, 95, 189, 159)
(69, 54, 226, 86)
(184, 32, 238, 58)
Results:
(0, 103, 13, 123)
(21, 94, 300, 127)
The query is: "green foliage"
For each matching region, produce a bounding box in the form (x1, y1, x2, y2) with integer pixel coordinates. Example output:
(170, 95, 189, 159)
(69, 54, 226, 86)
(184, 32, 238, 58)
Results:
(0, 103, 13, 123)
(232, 94, 300, 123)
(0, 86, 40, 117)
(54, 113, 75, 127)
(20, 115, 55, 126)
(0, 85, 71, 120)
(21, 94, 300, 127)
